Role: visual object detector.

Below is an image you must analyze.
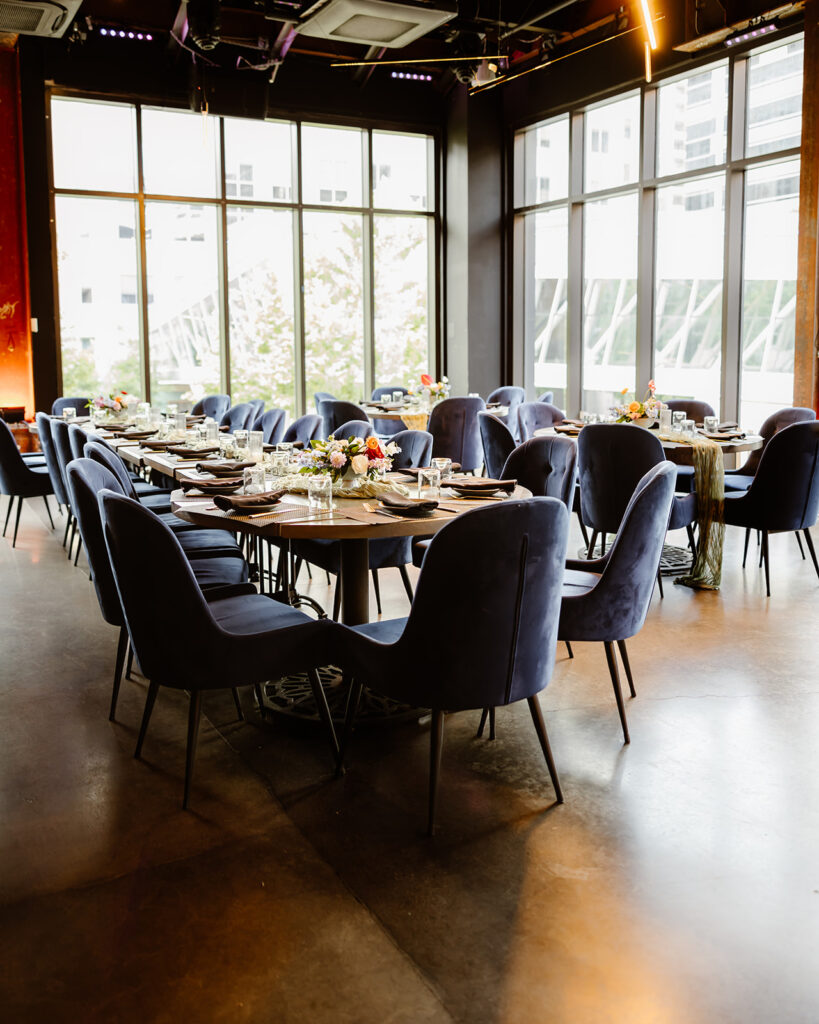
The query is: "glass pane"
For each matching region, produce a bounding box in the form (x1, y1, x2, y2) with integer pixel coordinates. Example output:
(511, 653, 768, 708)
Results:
(142, 108, 221, 198)
(303, 211, 365, 406)
(746, 36, 804, 157)
(373, 216, 430, 387)
(582, 193, 638, 413)
(525, 208, 568, 408)
(523, 117, 569, 205)
(145, 203, 222, 408)
(740, 160, 800, 430)
(656, 63, 728, 177)
(227, 207, 296, 418)
(372, 132, 432, 211)
(584, 94, 640, 193)
(223, 118, 295, 203)
(55, 196, 142, 398)
(51, 98, 137, 192)
(654, 176, 725, 415)
(302, 125, 364, 207)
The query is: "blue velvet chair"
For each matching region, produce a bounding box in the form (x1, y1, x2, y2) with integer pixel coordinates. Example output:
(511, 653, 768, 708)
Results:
(191, 394, 230, 420)
(318, 399, 369, 438)
(502, 436, 577, 510)
(247, 399, 266, 427)
(331, 419, 373, 441)
(487, 386, 526, 441)
(67, 459, 248, 721)
(335, 498, 569, 834)
(282, 414, 323, 446)
(51, 396, 89, 416)
(101, 490, 339, 807)
(537, 391, 555, 404)
(51, 418, 87, 561)
(723, 421, 819, 596)
(35, 412, 68, 517)
(258, 408, 286, 445)
(559, 462, 676, 743)
(427, 396, 486, 474)
(220, 403, 256, 432)
(79, 431, 171, 508)
(0, 418, 54, 548)
(517, 401, 565, 442)
(390, 429, 433, 470)
(371, 385, 408, 437)
(724, 406, 816, 493)
(313, 391, 336, 413)
(479, 413, 516, 479)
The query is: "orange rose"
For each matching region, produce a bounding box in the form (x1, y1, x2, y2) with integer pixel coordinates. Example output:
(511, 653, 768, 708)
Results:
(628, 401, 641, 413)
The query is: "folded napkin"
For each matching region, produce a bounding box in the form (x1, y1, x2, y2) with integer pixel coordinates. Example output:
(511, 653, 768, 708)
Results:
(179, 476, 243, 493)
(380, 491, 438, 514)
(165, 444, 221, 458)
(562, 418, 584, 427)
(213, 490, 285, 512)
(399, 463, 461, 478)
(195, 459, 256, 476)
(112, 428, 158, 440)
(703, 430, 746, 441)
(140, 439, 179, 450)
(718, 421, 739, 431)
(186, 415, 206, 423)
(554, 423, 581, 434)
(444, 477, 517, 494)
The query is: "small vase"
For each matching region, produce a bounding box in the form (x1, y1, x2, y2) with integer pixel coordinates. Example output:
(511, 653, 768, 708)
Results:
(339, 466, 366, 489)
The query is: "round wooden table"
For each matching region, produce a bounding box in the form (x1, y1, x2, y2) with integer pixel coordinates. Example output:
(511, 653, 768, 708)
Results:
(534, 424, 764, 458)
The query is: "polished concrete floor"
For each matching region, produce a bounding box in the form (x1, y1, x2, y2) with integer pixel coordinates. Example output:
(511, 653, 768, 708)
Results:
(2, 498, 819, 1023)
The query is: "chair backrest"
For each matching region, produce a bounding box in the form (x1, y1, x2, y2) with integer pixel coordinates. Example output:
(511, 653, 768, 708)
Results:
(34, 412, 68, 505)
(502, 436, 577, 510)
(83, 440, 139, 500)
(51, 396, 89, 416)
(248, 399, 266, 427)
(389, 429, 433, 470)
(319, 399, 369, 437)
(487, 386, 525, 407)
(258, 408, 286, 445)
(743, 420, 819, 531)
(665, 399, 716, 422)
(563, 463, 676, 641)
(517, 401, 565, 442)
(50, 419, 76, 501)
(220, 403, 256, 431)
(282, 413, 323, 446)
(537, 391, 554, 405)
(331, 419, 373, 441)
(577, 423, 665, 536)
(372, 385, 408, 401)
(427, 396, 486, 473)
(394, 499, 568, 711)
(67, 422, 88, 461)
(313, 391, 336, 413)
(100, 490, 221, 686)
(0, 417, 30, 494)
(191, 394, 230, 419)
(742, 405, 816, 478)
(479, 413, 516, 479)
(65, 459, 126, 626)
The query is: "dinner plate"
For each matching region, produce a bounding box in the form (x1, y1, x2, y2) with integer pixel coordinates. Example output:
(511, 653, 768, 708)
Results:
(378, 501, 438, 518)
(186, 481, 242, 495)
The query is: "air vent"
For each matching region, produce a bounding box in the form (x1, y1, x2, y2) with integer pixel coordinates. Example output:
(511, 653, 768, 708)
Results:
(299, 0, 456, 49)
(0, 1, 82, 38)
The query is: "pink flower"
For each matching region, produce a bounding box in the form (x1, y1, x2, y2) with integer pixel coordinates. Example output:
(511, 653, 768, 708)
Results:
(330, 451, 347, 469)
(630, 411, 640, 420)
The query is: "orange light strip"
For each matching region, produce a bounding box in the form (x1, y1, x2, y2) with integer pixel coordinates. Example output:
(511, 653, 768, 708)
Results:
(640, 0, 658, 49)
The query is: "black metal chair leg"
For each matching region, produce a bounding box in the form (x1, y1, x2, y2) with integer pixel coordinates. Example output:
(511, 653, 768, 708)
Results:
(12, 496, 23, 548)
(231, 687, 244, 721)
(73, 534, 83, 566)
(307, 667, 340, 767)
(325, 571, 331, 586)
(565, 641, 574, 658)
(332, 576, 341, 620)
(109, 626, 129, 721)
(587, 530, 598, 559)
(62, 511, 72, 548)
(762, 530, 771, 597)
(617, 639, 636, 698)
(601, 534, 607, 556)
(656, 570, 664, 598)
(371, 569, 382, 615)
(742, 528, 751, 569)
(42, 496, 55, 530)
(125, 643, 134, 680)
(577, 514, 590, 550)
(488, 706, 496, 740)
(476, 708, 489, 737)
(527, 694, 563, 803)
(428, 710, 445, 836)
(338, 678, 363, 773)
(686, 523, 696, 554)
(183, 690, 202, 810)
(3, 495, 13, 537)
(398, 564, 414, 603)
(604, 642, 630, 744)
(134, 679, 160, 758)
(795, 531, 805, 559)
(803, 529, 819, 580)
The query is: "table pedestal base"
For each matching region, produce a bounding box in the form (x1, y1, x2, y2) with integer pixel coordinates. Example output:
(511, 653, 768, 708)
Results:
(577, 541, 693, 576)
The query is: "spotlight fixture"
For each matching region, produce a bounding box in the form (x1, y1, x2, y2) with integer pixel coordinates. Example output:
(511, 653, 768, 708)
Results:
(97, 26, 153, 41)
(724, 22, 778, 46)
(390, 71, 433, 80)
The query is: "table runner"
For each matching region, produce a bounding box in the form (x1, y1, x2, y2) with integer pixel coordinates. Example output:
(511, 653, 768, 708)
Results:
(396, 412, 430, 432)
(673, 434, 725, 591)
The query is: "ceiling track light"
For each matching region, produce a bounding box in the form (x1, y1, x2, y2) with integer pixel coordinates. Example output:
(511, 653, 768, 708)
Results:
(98, 26, 154, 41)
(724, 22, 778, 47)
(390, 71, 434, 80)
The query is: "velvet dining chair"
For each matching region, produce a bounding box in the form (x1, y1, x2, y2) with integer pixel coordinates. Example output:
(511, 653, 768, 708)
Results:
(0, 418, 54, 548)
(51, 418, 86, 561)
(191, 394, 230, 420)
(537, 391, 555, 404)
(100, 490, 339, 808)
(427, 396, 486, 474)
(81, 437, 172, 512)
(723, 421, 819, 596)
(479, 413, 516, 479)
(517, 401, 565, 442)
(319, 399, 370, 438)
(331, 420, 373, 441)
(558, 462, 676, 743)
(335, 498, 569, 834)
(35, 412, 69, 519)
(371, 385, 408, 436)
(723, 406, 816, 493)
(389, 429, 433, 470)
(258, 408, 286, 445)
(487, 386, 526, 441)
(313, 391, 336, 413)
(282, 414, 323, 446)
(51, 396, 90, 416)
(248, 399, 266, 427)
(67, 459, 249, 721)
(220, 403, 256, 432)
(502, 436, 577, 510)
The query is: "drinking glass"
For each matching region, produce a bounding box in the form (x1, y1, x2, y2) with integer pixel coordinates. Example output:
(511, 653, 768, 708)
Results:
(264, 452, 287, 488)
(276, 441, 294, 466)
(703, 415, 719, 434)
(392, 391, 404, 404)
(243, 466, 265, 494)
(204, 418, 219, 442)
(62, 406, 76, 422)
(174, 412, 187, 434)
(166, 403, 178, 419)
(307, 474, 333, 511)
(234, 430, 249, 451)
(671, 411, 686, 437)
(418, 467, 441, 499)
(248, 430, 264, 461)
(683, 419, 696, 438)
(219, 436, 235, 459)
(659, 407, 672, 434)
(196, 424, 208, 445)
(431, 457, 452, 480)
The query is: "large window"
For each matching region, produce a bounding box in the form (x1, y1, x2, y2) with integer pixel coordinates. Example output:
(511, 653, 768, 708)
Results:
(50, 98, 437, 413)
(514, 34, 803, 430)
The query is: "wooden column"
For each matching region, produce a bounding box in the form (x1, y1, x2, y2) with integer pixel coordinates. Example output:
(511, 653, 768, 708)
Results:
(794, 0, 819, 412)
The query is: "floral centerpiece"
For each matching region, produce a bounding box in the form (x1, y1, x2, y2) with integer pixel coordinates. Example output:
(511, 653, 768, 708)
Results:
(87, 390, 138, 422)
(408, 373, 449, 403)
(299, 434, 400, 485)
(614, 380, 662, 426)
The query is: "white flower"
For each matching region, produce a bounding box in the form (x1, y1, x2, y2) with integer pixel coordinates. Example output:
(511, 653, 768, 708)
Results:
(384, 441, 401, 456)
(350, 454, 369, 475)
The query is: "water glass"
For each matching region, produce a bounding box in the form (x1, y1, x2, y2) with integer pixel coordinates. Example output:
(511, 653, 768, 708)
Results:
(243, 465, 265, 494)
(196, 424, 208, 445)
(264, 452, 287, 487)
(671, 411, 686, 437)
(703, 415, 719, 434)
(219, 436, 235, 458)
(175, 412, 187, 434)
(248, 430, 264, 461)
(62, 406, 76, 422)
(392, 391, 404, 404)
(659, 407, 672, 434)
(138, 402, 151, 419)
(683, 419, 696, 438)
(234, 430, 249, 451)
(307, 474, 333, 511)
(431, 457, 452, 480)
(204, 417, 219, 443)
(167, 403, 178, 419)
(418, 467, 441, 499)
(276, 442, 294, 465)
